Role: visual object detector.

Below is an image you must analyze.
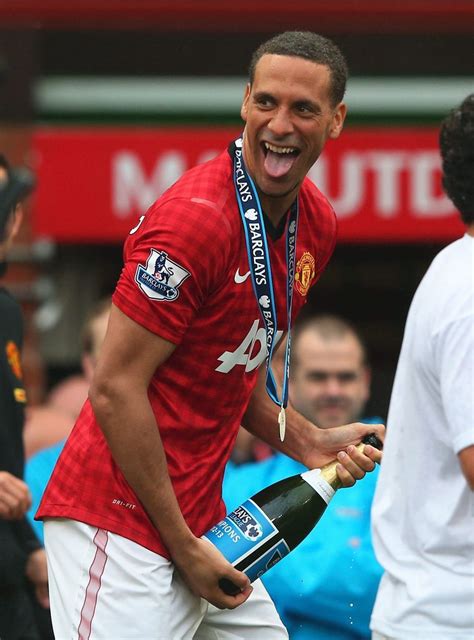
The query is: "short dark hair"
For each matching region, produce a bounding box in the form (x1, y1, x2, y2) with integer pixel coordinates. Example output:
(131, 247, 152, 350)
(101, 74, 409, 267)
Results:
(291, 314, 369, 370)
(439, 94, 474, 225)
(248, 31, 348, 107)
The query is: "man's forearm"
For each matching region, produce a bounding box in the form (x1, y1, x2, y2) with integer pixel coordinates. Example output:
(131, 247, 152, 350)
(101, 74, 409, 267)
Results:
(241, 368, 320, 467)
(241, 367, 383, 472)
(90, 381, 193, 557)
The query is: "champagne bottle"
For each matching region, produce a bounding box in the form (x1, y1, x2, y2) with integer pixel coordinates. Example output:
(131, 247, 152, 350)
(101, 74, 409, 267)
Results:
(203, 434, 382, 595)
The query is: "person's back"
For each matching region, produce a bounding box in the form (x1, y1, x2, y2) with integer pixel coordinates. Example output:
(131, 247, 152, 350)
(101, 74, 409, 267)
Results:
(371, 94, 474, 640)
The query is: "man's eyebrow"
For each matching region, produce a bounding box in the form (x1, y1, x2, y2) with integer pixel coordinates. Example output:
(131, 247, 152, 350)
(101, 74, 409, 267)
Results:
(253, 91, 275, 102)
(294, 99, 321, 113)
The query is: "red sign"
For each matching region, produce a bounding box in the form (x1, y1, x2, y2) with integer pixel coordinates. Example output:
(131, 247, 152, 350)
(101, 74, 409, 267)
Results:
(32, 126, 464, 244)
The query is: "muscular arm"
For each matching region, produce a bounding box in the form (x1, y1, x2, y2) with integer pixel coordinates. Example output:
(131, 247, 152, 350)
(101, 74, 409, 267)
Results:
(89, 303, 251, 608)
(458, 446, 474, 490)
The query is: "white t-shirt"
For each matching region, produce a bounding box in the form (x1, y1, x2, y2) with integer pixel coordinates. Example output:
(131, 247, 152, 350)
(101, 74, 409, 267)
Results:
(371, 234, 474, 639)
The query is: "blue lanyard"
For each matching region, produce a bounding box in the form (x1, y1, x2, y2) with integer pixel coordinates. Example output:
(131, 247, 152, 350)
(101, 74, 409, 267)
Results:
(233, 138, 298, 440)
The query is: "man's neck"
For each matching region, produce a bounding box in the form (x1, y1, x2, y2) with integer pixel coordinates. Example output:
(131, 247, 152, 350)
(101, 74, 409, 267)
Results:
(466, 223, 474, 237)
(258, 193, 294, 228)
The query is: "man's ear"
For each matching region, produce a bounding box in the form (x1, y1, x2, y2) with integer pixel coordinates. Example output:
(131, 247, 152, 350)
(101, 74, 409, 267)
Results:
(362, 365, 372, 404)
(9, 206, 23, 241)
(240, 83, 251, 122)
(1, 206, 23, 250)
(329, 102, 347, 140)
(81, 354, 95, 385)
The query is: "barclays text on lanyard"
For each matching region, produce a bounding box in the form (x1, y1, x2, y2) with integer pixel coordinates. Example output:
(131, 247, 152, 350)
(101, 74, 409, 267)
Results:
(233, 137, 298, 442)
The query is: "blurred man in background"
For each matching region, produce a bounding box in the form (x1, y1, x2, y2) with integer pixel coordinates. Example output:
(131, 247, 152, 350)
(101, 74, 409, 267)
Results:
(224, 314, 383, 640)
(23, 374, 89, 459)
(0, 154, 48, 640)
(26, 297, 111, 544)
(370, 94, 474, 640)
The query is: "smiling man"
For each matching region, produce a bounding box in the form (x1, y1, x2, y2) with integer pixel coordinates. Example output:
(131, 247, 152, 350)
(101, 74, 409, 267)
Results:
(38, 32, 384, 640)
(290, 315, 371, 429)
(241, 41, 346, 224)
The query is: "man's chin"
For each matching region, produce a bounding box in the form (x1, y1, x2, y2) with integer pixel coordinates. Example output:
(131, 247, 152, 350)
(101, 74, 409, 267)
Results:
(318, 414, 349, 429)
(257, 176, 300, 199)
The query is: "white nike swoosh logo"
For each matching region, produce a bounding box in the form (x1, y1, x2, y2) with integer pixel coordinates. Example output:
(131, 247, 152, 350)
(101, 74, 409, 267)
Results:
(234, 268, 251, 284)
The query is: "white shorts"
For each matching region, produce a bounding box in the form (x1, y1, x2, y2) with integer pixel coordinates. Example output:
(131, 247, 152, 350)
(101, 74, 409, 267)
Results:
(44, 519, 288, 640)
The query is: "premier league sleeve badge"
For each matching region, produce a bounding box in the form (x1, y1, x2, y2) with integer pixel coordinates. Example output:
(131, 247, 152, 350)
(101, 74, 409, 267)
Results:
(135, 249, 190, 301)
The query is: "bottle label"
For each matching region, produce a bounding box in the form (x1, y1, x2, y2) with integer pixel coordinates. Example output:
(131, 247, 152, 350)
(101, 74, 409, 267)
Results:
(244, 539, 290, 582)
(203, 499, 279, 566)
(300, 469, 335, 504)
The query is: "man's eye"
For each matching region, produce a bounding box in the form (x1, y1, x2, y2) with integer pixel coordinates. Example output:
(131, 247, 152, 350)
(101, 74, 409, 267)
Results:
(338, 373, 357, 383)
(256, 97, 274, 108)
(309, 373, 329, 382)
(296, 105, 314, 115)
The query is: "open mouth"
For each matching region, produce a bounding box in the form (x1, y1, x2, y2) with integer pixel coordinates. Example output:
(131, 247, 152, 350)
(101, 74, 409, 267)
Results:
(262, 142, 300, 179)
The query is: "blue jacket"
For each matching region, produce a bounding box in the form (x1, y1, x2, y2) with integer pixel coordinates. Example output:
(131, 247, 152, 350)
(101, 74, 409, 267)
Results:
(223, 427, 382, 640)
(25, 439, 65, 544)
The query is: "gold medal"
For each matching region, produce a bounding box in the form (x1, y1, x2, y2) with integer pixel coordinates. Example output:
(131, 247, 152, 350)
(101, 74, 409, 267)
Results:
(278, 406, 286, 442)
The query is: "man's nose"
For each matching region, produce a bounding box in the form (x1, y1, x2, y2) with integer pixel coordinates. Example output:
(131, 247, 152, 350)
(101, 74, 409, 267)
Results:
(324, 377, 343, 396)
(268, 108, 294, 137)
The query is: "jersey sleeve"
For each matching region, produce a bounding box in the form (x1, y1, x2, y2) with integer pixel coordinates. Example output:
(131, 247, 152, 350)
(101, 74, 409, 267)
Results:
(113, 197, 231, 345)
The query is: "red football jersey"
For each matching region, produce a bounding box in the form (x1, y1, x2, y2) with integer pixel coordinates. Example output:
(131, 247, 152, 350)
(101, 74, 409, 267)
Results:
(37, 145, 337, 557)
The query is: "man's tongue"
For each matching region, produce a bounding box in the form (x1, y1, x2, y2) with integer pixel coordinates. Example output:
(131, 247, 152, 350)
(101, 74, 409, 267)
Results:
(264, 150, 296, 178)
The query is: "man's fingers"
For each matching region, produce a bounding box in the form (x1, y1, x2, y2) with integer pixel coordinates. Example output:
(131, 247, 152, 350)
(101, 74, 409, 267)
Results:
(363, 443, 383, 465)
(212, 568, 252, 609)
(226, 583, 253, 609)
(0, 472, 31, 518)
(335, 462, 356, 487)
(347, 444, 377, 471)
(0, 488, 31, 519)
(0, 495, 15, 518)
(213, 580, 253, 610)
(336, 443, 379, 487)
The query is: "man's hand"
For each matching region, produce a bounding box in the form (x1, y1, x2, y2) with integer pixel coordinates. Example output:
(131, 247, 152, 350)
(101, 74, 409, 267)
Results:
(0, 471, 32, 519)
(25, 548, 49, 608)
(172, 536, 252, 610)
(305, 422, 385, 487)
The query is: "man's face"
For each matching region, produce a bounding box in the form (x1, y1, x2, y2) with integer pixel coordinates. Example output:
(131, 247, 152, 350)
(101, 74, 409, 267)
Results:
(240, 54, 346, 201)
(290, 330, 370, 429)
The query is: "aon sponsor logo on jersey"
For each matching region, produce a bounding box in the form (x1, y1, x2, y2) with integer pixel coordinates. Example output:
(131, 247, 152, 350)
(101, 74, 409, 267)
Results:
(216, 320, 283, 373)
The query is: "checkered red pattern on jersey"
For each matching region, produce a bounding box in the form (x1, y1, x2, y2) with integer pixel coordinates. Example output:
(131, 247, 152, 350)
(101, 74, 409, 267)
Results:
(37, 144, 337, 557)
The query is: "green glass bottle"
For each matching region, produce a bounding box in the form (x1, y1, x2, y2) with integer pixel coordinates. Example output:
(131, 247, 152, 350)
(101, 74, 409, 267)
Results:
(203, 434, 382, 595)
